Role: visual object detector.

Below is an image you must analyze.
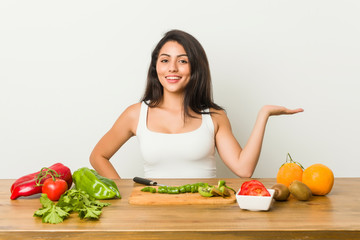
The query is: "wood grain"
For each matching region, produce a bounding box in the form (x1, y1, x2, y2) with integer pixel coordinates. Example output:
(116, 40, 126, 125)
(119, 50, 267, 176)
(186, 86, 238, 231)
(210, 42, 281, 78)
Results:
(1, 178, 360, 240)
(128, 186, 236, 205)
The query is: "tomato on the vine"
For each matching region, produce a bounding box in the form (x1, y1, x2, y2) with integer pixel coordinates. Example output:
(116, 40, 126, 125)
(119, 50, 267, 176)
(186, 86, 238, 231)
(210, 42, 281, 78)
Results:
(42, 178, 68, 201)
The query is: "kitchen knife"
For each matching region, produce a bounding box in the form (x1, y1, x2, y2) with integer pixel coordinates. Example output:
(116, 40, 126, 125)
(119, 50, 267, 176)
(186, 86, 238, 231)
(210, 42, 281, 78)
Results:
(133, 177, 165, 186)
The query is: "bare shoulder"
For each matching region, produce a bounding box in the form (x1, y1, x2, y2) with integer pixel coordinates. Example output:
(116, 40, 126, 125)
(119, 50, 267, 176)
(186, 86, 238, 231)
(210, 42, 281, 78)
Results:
(113, 102, 142, 134)
(122, 102, 142, 119)
(210, 108, 228, 121)
(210, 108, 230, 133)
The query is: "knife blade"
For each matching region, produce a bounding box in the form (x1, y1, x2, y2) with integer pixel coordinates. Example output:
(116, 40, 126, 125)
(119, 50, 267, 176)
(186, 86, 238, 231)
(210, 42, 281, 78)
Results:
(133, 177, 165, 186)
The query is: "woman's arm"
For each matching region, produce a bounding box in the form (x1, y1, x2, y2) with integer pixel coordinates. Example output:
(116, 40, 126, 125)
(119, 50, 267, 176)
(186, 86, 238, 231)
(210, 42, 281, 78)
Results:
(214, 105, 303, 178)
(89, 103, 141, 179)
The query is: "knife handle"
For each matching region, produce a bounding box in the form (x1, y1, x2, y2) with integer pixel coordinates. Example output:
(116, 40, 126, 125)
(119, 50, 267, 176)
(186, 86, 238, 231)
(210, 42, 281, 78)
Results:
(133, 177, 157, 186)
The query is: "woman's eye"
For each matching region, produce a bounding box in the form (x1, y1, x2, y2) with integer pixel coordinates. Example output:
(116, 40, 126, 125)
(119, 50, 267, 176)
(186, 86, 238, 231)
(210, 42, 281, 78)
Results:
(160, 59, 168, 63)
(179, 59, 188, 64)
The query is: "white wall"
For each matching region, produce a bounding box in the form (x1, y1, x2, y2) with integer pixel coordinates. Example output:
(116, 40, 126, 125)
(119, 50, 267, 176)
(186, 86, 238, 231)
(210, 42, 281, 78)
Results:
(1, 0, 359, 179)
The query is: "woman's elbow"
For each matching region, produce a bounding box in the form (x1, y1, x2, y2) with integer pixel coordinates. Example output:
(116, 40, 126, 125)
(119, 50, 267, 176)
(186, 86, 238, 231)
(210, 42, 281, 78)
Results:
(240, 172, 253, 178)
(89, 150, 102, 167)
(235, 169, 254, 178)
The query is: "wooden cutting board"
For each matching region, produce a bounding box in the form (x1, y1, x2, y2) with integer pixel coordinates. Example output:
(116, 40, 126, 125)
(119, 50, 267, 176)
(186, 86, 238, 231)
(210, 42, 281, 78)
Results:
(128, 186, 236, 205)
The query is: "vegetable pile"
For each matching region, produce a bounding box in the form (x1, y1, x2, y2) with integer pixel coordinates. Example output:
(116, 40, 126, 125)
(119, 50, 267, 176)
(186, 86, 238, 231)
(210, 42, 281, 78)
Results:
(10, 164, 121, 224)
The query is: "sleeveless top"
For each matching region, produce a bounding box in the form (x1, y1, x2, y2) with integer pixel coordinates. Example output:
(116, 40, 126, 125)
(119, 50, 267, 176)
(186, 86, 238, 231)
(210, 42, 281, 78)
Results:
(136, 101, 216, 178)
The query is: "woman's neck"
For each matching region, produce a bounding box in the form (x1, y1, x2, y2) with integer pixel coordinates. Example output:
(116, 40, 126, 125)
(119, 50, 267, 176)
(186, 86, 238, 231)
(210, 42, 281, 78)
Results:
(159, 92, 184, 112)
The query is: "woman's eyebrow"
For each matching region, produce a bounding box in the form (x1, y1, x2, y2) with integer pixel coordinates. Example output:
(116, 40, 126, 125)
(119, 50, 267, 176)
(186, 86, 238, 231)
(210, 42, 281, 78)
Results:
(159, 53, 188, 57)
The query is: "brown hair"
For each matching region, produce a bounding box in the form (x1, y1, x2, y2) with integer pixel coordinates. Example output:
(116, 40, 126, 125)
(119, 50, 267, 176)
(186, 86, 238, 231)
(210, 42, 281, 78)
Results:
(141, 29, 223, 117)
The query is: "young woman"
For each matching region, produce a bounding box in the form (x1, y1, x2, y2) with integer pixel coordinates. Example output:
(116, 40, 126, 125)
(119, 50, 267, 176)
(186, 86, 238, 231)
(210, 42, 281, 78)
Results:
(90, 30, 303, 179)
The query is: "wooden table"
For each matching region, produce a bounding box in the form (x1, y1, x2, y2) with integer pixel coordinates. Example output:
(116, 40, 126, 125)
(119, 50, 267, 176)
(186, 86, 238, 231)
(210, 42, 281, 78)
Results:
(1, 178, 359, 240)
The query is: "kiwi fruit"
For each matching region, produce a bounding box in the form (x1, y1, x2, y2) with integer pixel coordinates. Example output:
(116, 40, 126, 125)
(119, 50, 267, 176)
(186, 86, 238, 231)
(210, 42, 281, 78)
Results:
(271, 183, 290, 201)
(289, 180, 312, 201)
(211, 186, 230, 197)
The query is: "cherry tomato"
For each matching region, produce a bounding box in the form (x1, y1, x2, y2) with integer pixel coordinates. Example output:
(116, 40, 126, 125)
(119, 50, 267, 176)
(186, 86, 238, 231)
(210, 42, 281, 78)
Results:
(42, 178, 68, 201)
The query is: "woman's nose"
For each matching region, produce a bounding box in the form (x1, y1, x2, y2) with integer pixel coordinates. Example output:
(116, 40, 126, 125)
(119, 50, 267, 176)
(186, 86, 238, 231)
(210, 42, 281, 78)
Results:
(168, 61, 178, 72)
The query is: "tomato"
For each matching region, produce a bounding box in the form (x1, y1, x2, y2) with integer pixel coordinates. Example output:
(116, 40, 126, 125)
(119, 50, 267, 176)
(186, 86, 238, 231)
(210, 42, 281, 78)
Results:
(246, 185, 271, 196)
(240, 180, 263, 189)
(42, 178, 68, 201)
(239, 180, 264, 195)
(239, 180, 270, 196)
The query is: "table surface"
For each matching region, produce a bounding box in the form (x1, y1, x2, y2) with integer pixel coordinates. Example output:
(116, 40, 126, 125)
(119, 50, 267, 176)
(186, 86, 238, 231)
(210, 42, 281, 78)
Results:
(1, 178, 359, 240)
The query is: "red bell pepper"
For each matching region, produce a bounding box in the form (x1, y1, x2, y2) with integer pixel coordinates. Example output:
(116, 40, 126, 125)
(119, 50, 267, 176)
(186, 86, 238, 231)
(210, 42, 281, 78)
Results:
(10, 163, 72, 200)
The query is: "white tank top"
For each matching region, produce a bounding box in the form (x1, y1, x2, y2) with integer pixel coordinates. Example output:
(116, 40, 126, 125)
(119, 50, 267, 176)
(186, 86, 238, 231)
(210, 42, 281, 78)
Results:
(136, 101, 216, 178)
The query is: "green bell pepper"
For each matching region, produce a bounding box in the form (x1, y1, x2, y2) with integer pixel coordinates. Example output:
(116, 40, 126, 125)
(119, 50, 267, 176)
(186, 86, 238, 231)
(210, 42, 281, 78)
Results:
(158, 186, 168, 193)
(141, 186, 157, 193)
(167, 186, 180, 194)
(72, 167, 121, 199)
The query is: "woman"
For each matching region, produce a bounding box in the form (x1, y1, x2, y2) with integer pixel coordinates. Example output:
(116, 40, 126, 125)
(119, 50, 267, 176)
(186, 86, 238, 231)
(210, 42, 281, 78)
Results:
(90, 30, 303, 179)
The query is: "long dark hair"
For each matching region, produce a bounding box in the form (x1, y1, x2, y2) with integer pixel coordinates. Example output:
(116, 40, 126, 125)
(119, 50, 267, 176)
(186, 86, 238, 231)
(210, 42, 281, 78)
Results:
(141, 29, 223, 118)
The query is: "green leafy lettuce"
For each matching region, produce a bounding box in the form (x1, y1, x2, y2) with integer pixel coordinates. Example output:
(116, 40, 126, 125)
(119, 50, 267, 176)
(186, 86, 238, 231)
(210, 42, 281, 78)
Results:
(34, 189, 110, 224)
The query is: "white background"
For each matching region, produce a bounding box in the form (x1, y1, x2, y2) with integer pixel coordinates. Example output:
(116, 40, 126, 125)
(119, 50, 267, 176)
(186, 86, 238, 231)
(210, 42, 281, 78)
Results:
(1, 0, 359, 179)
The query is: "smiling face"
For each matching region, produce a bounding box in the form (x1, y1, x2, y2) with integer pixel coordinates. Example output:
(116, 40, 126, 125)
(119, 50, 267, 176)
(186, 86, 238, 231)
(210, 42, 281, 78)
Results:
(156, 41, 191, 95)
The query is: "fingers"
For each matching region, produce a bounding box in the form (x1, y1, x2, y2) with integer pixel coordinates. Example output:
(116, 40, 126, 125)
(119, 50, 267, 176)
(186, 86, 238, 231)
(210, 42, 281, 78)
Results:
(264, 106, 304, 116)
(287, 108, 304, 114)
(261, 105, 304, 116)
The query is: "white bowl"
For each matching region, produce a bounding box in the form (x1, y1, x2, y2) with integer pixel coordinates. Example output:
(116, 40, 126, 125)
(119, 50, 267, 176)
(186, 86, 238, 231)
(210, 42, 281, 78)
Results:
(236, 189, 275, 211)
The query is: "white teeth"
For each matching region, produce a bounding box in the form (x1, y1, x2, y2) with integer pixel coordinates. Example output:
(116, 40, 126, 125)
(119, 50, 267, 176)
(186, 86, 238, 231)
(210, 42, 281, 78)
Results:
(166, 77, 181, 80)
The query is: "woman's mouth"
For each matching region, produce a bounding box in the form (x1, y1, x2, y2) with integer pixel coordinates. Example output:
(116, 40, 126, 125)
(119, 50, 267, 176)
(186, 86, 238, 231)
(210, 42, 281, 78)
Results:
(165, 76, 181, 83)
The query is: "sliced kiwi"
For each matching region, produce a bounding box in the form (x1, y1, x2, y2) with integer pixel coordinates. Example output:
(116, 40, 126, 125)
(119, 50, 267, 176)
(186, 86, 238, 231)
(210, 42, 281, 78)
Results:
(211, 187, 222, 196)
(271, 183, 290, 201)
(198, 186, 213, 197)
(211, 186, 230, 197)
